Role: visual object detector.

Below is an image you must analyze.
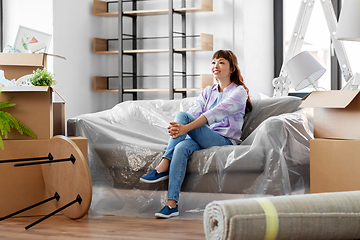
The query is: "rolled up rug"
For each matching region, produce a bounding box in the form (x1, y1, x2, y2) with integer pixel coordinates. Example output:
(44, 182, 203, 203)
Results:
(203, 191, 360, 240)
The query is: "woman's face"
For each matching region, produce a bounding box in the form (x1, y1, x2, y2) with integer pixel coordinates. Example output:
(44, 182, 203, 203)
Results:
(211, 58, 232, 81)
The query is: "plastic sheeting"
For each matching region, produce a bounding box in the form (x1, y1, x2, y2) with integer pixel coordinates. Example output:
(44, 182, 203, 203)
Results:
(67, 94, 313, 219)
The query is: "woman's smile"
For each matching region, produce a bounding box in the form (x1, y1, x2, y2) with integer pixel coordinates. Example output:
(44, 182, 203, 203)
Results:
(211, 58, 231, 80)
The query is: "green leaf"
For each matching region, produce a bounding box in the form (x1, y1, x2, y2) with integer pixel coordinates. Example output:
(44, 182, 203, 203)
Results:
(0, 136, 3, 150)
(0, 111, 12, 138)
(0, 98, 15, 110)
(29, 68, 56, 86)
(0, 87, 37, 149)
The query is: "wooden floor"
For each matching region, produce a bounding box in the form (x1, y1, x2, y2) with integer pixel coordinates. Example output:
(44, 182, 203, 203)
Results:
(0, 214, 205, 239)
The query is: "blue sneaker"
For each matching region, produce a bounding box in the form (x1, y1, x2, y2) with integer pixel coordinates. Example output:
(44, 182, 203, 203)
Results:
(155, 205, 179, 218)
(140, 169, 169, 183)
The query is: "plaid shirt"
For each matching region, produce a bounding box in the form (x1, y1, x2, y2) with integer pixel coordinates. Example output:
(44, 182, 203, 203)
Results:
(187, 82, 248, 145)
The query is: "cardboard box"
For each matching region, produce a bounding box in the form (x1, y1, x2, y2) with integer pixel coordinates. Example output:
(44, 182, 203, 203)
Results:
(301, 90, 360, 140)
(0, 53, 47, 80)
(1, 86, 66, 140)
(53, 102, 65, 136)
(0, 137, 88, 217)
(0, 139, 56, 217)
(0, 86, 54, 140)
(69, 136, 88, 163)
(310, 138, 360, 193)
(0, 53, 66, 139)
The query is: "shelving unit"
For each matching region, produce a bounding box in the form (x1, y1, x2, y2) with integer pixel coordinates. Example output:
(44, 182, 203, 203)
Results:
(93, 0, 213, 102)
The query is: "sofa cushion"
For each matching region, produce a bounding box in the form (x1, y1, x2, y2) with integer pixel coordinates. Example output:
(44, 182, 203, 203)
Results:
(241, 95, 302, 140)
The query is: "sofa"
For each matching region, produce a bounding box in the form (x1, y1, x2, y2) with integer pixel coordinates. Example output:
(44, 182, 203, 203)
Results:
(67, 94, 313, 217)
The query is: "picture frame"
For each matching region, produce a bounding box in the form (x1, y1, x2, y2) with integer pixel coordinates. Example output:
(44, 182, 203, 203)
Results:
(14, 26, 52, 53)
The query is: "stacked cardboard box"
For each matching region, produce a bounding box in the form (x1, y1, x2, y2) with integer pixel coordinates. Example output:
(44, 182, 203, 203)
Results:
(0, 53, 47, 80)
(301, 90, 360, 193)
(0, 53, 88, 217)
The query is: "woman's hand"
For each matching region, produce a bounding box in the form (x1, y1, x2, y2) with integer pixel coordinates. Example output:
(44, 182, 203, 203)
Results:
(167, 115, 208, 139)
(167, 122, 187, 139)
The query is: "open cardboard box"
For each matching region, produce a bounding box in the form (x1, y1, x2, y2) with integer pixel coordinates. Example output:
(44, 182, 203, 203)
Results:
(301, 90, 360, 140)
(0, 52, 66, 139)
(0, 137, 88, 217)
(0, 52, 65, 80)
(0, 86, 66, 140)
(310, 138, 360, 193)
(0, 53, 47, 80)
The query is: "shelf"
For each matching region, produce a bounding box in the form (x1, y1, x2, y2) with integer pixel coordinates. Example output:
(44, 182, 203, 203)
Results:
(93, 0, 213, 101)
(92, 38, 119, 54)
(93, 76, 118, 92)
(93, 0, 116, 17)
(199, 73, 213, 89)
(93, 74, 213, 92)
(124, 88, 169, 92)
(93, 0, 213, 16)
(93, 34, 213, 54)
(95, 88, 208, 93)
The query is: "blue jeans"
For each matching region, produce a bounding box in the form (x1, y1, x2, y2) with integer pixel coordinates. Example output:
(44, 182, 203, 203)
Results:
(163, 112, 232, 202)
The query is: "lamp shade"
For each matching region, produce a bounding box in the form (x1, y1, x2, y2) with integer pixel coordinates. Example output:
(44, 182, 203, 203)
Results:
(336, 0, 360, 41)
(285, 51, 326, 91)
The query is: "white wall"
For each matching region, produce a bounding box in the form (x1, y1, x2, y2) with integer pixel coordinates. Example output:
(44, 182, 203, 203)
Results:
(243, 0, 274, 95)
(3, 0, 54, 72)
(53, 0, 119, 120)
(4, 0, 274, 123)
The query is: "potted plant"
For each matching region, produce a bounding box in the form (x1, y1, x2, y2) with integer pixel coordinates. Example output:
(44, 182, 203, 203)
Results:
(29, 68, 56, 86)
(0, 86, 37, 149)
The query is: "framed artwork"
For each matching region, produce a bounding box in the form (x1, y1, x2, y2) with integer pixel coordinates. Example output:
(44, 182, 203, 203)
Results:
(14, 26, 52, 53)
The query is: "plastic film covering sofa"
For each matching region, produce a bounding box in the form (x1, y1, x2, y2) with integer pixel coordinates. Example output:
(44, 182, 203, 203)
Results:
(67, 94, 313, 218)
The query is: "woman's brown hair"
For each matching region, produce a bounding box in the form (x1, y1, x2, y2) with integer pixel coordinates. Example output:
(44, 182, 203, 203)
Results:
(212, 50, 252, 113)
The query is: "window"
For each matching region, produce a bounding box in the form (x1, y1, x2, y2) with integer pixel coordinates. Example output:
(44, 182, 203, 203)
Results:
(284, 0, 331, 92)
(274, 0, 341, 94)
(340, 0, 360, 88)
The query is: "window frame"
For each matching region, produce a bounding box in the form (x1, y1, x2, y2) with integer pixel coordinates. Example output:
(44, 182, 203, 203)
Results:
(273, 0, 342, 96)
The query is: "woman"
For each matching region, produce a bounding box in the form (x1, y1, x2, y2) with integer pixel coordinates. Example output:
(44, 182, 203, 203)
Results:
(140, 50, 252, 218)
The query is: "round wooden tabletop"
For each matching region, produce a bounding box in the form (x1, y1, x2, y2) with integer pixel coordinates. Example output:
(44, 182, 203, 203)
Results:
(41, 136, 92, 219)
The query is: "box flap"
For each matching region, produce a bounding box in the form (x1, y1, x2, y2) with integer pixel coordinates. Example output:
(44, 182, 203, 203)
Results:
(300, 90, 360, 108)
(45, 53, 66, 60)
(1, 86, 50, 92)
(301, 92, 311, 100)
(0, 53, 45, 67)
(53, 88, 67, 103)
